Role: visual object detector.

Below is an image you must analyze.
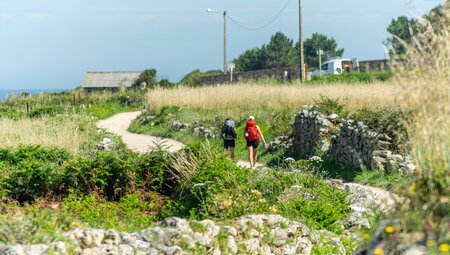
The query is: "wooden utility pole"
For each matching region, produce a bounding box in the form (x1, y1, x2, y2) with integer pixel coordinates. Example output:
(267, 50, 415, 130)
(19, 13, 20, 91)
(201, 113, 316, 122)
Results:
(299, 0, 305, 82)
(223, 11, 227, 75)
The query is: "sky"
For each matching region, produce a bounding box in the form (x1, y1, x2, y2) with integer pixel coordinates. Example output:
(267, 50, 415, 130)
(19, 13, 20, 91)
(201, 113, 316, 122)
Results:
(0, 0, 441, 89)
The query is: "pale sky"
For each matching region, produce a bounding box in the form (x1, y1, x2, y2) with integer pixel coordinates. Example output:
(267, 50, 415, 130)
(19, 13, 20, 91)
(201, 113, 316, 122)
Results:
(0, 0, 440, 89)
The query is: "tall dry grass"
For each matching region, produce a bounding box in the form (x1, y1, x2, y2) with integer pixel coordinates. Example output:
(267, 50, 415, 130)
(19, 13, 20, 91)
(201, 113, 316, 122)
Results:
(0, 115, 94, 153)
(380, 2, 449, 250)
(147, 82, 402, 111)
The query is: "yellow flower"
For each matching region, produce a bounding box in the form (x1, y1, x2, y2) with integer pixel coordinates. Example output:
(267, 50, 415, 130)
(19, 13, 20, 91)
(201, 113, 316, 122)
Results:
(258, 198, 266, 203)
(439, 243, 449, 252)
(409, 183, 416, 191)
(269, 206, 278, 214)
(426, 240, 434, 247)
(385, 226, 395, 233)
(223, 200, 233, 208)
(374, 248, 384, 255)
(363, 233, 371, 240)
(251, 190, 262, 196)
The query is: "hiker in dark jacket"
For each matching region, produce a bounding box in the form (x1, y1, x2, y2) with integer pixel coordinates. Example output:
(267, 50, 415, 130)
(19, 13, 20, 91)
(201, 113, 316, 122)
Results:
(221, 117, 237, 160)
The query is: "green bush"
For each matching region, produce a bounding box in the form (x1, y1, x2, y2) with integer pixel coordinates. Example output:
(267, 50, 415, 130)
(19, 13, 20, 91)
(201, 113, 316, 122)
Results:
(62, 192, 156, 231)
(314, 96, 349, 117)
(308, 71, 393, 84)
(63, 150, 139, 199)
(351, 107, 409, 154)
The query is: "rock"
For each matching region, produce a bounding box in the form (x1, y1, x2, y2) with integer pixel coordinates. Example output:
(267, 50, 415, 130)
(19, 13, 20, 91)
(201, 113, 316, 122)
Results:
(0, 245, 24, 255)
(388, 154, 404, 162)
(221, 226, 237, 237)
(227, 236, 238, 254)
(327, 114, 339, 121)
(118, 245, 134, 255)
(401, 245, 427, 255)
(27, 245, 48, 255)
(141, 227, 172, 246)
(372, 156, 387, 170)
(85, 229, 104, 247)
(159, 217, 192, 235)
(103, 230, 121, 246)
(243, 238, 260, 253)
(284, 157, 296, 165)
(99, 244, 118, 255)
(50, 241, 67, 254)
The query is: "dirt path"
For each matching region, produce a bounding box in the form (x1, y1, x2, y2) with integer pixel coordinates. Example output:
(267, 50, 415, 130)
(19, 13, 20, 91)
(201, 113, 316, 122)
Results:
(97, 112, 263, 168)
(96, 112, 184, 153)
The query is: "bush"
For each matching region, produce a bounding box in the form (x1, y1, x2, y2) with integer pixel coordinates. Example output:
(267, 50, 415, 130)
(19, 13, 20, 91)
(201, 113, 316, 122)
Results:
(308, 71, 393, 84)
(160, 144, 350, 233)
(314, 96, 349, 117)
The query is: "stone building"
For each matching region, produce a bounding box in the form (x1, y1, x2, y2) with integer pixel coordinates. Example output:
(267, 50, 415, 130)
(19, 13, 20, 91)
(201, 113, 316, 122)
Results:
(81, 72, 142, 93)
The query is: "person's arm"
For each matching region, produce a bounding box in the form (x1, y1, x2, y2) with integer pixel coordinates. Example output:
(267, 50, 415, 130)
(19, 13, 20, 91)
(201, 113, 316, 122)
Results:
(257, 126, 266, 146)
(231, 127, 237, 139)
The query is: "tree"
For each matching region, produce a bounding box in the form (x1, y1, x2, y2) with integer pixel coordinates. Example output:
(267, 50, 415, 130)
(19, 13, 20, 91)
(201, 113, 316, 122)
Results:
(261, 32, 296, 69)
(299, 33, 344, 70)
(386, 16, 419, 56)
(134, 69, 158, 89)
(234, 48, 263, 72)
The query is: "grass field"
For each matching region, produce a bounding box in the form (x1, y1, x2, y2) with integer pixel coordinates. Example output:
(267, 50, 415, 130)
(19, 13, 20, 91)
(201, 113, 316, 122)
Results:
(0, 115, 95, 152)
(147, 82, 401, 111)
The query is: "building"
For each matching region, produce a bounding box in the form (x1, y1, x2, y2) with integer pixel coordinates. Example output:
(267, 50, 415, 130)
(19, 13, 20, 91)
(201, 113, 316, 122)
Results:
(81, 71, 142, 93)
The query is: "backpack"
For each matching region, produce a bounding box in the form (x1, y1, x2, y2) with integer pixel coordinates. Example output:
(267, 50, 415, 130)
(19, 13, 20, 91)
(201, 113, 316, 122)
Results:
(245, 120, 259, 142)
(222, 120, 237, 140)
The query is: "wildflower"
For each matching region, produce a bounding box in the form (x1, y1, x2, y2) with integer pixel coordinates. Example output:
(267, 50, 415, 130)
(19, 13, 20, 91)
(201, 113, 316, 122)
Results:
(269, 206, 278, 214)
(409, 183, 416, 191)
(363, 233, 370, 240)
(251, 190, 262, 196)
(439, 243, 449, 252)
(385, 226, 395, 233)
(426, 240, 434, 247)
(258, 198, 266, 203)
(223, 200, 233, 208)
(374, 248, 384, 255)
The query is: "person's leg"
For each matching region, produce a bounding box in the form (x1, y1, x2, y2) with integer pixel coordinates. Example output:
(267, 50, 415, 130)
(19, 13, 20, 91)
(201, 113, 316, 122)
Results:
(230, 147, 235, 160)
(247, 146, 254, 167)
(253, 147, 258, 165)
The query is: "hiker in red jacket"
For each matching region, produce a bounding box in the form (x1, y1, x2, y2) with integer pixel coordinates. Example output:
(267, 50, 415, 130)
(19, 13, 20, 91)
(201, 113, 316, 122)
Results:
(244, 116, 266, 168)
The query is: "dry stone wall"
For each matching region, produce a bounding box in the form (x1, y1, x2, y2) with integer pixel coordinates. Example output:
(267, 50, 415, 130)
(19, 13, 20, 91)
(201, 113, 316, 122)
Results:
(293, 106, 415, 173)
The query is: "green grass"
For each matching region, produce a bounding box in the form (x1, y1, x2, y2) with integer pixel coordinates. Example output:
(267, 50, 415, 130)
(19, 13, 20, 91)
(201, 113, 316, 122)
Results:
(307, 71, 393, 84)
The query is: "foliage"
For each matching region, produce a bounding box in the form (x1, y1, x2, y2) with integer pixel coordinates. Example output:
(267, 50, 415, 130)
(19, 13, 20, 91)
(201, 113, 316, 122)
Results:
(261, 32, 297, 69)
(160, 144, 349, 233)
(179, 69, 223, 86)
(386, 16, 420, 56)
(62, 192, 156, 231)
(233, 48, 264, 72)
(0, 90, 145, 119)
(234, 31, 345, 72)
(308, 71, 393, 84)
(134, 69, 158, 89)
(300, 33, 344, 70)
(351, 107, 409, 154)
(314, 96, 349, 117)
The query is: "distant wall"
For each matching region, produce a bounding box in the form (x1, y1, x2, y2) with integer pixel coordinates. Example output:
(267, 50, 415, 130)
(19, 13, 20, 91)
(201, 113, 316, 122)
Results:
(198, 59, 389, 86)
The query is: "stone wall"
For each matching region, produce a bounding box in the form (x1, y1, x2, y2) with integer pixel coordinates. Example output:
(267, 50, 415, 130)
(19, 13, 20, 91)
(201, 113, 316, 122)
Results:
(198, 60, 390, 86)
(198, 65, 300, 86)
(293, 106, 415, 173)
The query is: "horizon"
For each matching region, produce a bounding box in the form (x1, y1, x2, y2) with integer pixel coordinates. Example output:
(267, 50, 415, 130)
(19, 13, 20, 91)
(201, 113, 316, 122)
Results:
(0, 0, 441, 90)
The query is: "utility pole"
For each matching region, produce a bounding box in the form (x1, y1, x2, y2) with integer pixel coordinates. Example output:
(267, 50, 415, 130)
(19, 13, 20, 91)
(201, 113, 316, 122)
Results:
(317, 49, 323, 77)
(223, 11, 227, 75)
(299, 0, 305, 82)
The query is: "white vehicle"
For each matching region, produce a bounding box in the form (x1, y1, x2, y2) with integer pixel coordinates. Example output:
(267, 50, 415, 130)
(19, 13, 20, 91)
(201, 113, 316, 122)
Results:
(310, 58, 359, 77)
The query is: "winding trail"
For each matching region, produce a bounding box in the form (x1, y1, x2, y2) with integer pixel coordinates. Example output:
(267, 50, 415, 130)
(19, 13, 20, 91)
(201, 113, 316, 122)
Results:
(97, 112, 398, 206)
(96, 111, 184, 153)
(96, 111, 258, 168)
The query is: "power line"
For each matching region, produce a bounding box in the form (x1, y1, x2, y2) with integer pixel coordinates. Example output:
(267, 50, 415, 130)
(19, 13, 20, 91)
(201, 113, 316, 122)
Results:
(228, 0, 292, 31)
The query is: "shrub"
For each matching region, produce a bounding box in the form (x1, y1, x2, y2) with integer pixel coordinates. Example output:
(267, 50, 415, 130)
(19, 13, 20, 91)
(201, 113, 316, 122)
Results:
(314, 95, 349, 117)
(63, 150, 139, 200)
(309, 71, 393, 84)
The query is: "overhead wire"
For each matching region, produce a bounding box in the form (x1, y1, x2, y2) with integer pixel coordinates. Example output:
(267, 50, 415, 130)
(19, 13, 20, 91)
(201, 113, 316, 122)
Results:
(227, 0, 292, 30)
